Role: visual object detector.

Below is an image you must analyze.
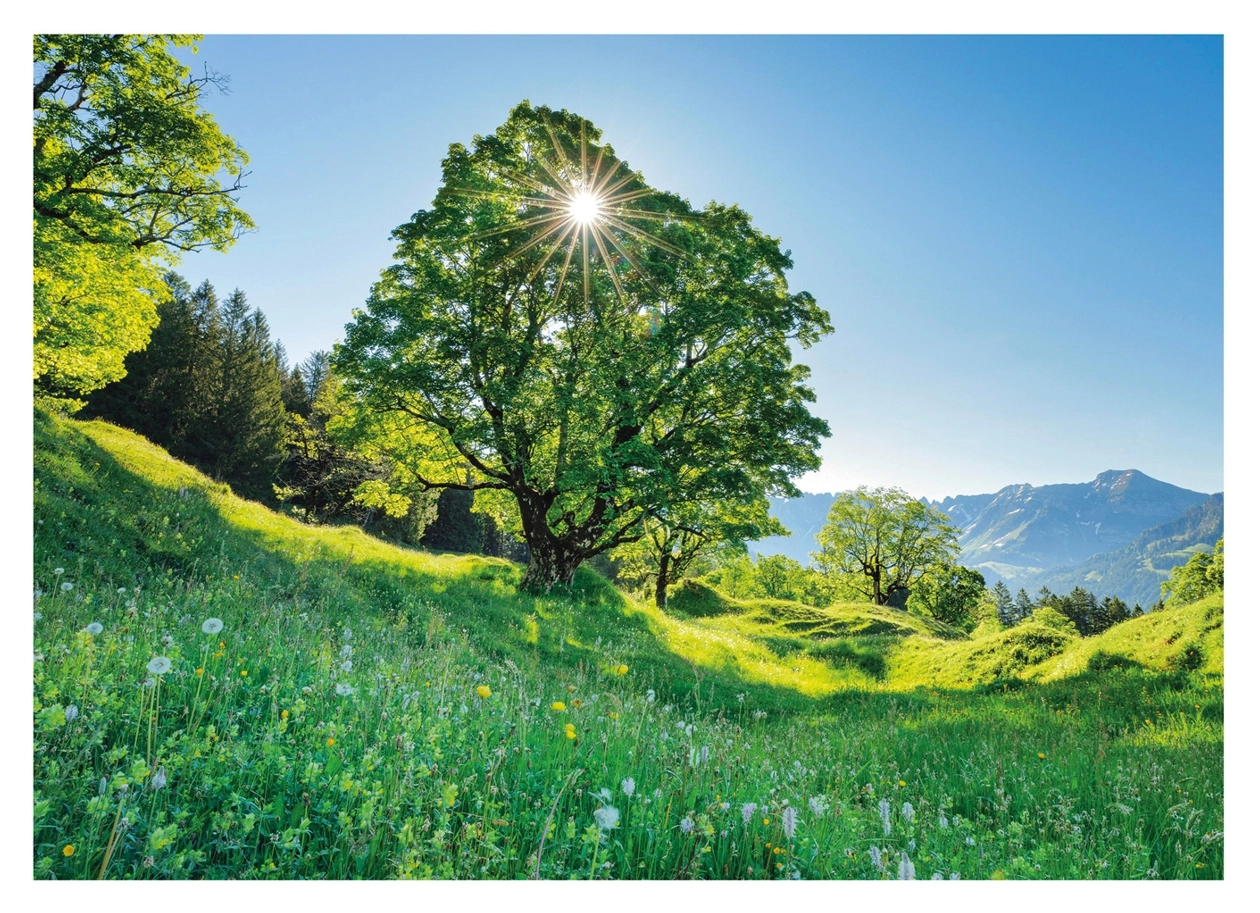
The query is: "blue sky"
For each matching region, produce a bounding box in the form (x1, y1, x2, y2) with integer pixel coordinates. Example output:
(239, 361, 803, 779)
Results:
(170, 34, 1223, 500)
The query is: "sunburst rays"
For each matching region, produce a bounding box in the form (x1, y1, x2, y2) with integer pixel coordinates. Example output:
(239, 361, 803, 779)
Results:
(447, 116, 689, 312)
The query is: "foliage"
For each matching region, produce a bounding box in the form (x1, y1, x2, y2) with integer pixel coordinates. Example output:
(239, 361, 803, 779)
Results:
(334, 102, 831, 592)
(33, 35, 252, 399)
(32, 412, 1224, 880)
(1161, 538, 1224, 607)
(615, 499, 786, 608)
(701, 551, 840, 609)
(86, 275, 287, 502)
(907, 564, 987, 630)
(813, 487, 959, 608)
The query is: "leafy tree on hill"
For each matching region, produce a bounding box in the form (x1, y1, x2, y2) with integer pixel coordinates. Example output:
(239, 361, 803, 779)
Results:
(1161, 538, 1224, 606)
(34, 34, 252, 402)
(908, 564, 987, 629)
(812, 487, 959, 608)
(334, 102, 831, 592)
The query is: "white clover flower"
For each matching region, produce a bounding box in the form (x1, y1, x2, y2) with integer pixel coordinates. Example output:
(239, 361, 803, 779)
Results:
(782, 806, 798, 840)
(341, 660, 353, 673)
(335, 683, 356, 697)
(85, 622, 103, 635)
(201, 617, 224, 634)
(54, 568, 64, 576)
(679, 815, 695, 834)
(808, 796, 828, 816)
(147, 656, 172, 675)
(621, 777, 636, 798)
(901, 801, 915, 823)
(594, 805, 620, 831)
(64, 705, 78, 722)
(61, 582, 74, 592)
(742, 802, 757, 824)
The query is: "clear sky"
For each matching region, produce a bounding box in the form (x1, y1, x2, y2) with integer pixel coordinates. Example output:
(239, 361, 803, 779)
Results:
(165, 34, 1222, 501)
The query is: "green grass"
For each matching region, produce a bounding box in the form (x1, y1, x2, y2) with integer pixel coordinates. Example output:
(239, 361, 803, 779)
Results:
(33, 410, 1224, 879)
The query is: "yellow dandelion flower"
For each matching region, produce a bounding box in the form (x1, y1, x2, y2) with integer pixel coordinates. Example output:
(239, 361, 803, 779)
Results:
(552, 701, 567, 712)
(763, 818, 770, 826)
(281, 709, 290, 720)
(219, 641, 226, 648)
(608, 711, 619, 720)
(195, 668, 204, 676)
(476, 685, 491, 699)
(326, 737, 336, 747)
(1038, 752, 1046, 760)
(62, 844, 75, 857)
(898, 780, 906, 787)
(240, 669, 248, 677)
(614, 664, 628, 676)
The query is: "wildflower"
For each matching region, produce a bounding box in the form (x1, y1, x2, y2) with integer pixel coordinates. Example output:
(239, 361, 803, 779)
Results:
(614, 664, 629, 676)
(281, 709, 290, 720)
(1038, 752, 1047, 760)
(808, 796, 828, 816)
(85, 622, 103, 635)
(571, 698, 582, 708)
(201, 618, 224, 634)
(898, 779, 906, 788)
(53, 568, 65, 576)
(698, 746, 710, 765)
(566, 685, 576, 693)
(118, 587, 128, 594)
(240, 669, 248, 677)
(340, 644, 353, 658)
(476, 685, 491, 699)
(950, 873, 961, 880)
(564, 724, 577, 740)
(594, 805, 621, 831)
(869, 845, 884, 871)
(151, 767, 167, 790)
(341, 660, 354, 673)
(901, 801, 915, 823)
(336, 684, 356, 697)
(931, 872, 943, 880)
(62, 844, 74, 857)
(879, 799, 892, 836)
(965, 835, 976, 846)
(782, 806, 798, 840)
(343, 627, 352, 641)
(64, 705, 78, 722)
(61, 582, 74, 592)
(938, 815, 949, 829)
(680, 815, 695, 834)
(552, 701, 567, 712)
(608, 711, 619, 720)
(646, 689, 656, 703)
(622, 777, 636, 798)
(742, 802, 757, 824)
(195, 668, 204, 676)
(33, 612, 42, 622)
(899, 852, 915, 880)
(326, 737, 336, 747)
(147, 656, 172, 675)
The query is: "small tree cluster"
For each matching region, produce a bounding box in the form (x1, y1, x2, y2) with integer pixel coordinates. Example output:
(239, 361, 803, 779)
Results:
(1160, 538, 1224, 607)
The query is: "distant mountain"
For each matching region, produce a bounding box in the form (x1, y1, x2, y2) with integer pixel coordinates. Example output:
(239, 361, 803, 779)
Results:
(754, 471, 1217, 602)
(752, 492, 836, 565)
(1021, 493, 1223, 607)
(936, 470, 1210, 588)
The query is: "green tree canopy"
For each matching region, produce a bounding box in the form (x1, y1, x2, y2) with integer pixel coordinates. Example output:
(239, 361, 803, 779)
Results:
(34, 34, 252, 400)
(1161, 538, 1224, 607)
(812, 486, 960, 608)
(334, 102, 832, 592)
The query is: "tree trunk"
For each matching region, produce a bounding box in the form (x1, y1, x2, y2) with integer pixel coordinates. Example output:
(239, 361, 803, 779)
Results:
(654, 551, 672, 609)
(517, 495, 588, 593)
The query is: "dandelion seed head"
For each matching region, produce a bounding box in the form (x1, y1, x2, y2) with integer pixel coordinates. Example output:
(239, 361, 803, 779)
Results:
(201, 617, 224, 634)
(146, 656, 172, 675)
(335, 683, 356, 697)
(594, 805, 620, 831)
(621, 777, 636, 798)
(54, 568, 64, 576)
(64, 705, 78, 722)
(808, 796, 827, 816)
(151, 767, 167, 790)
(85, 622, 103, 635)
(679, 815, 695, 834)
(61, 582, 74, 592)
(341, 660, 354, 672)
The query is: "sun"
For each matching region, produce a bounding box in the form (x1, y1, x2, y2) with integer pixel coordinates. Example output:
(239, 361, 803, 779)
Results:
(567, 187, 602, 226)
(446, 113, 688, 312)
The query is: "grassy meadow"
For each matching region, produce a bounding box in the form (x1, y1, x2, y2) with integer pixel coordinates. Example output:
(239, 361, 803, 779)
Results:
(32, 410, 1224, 880)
